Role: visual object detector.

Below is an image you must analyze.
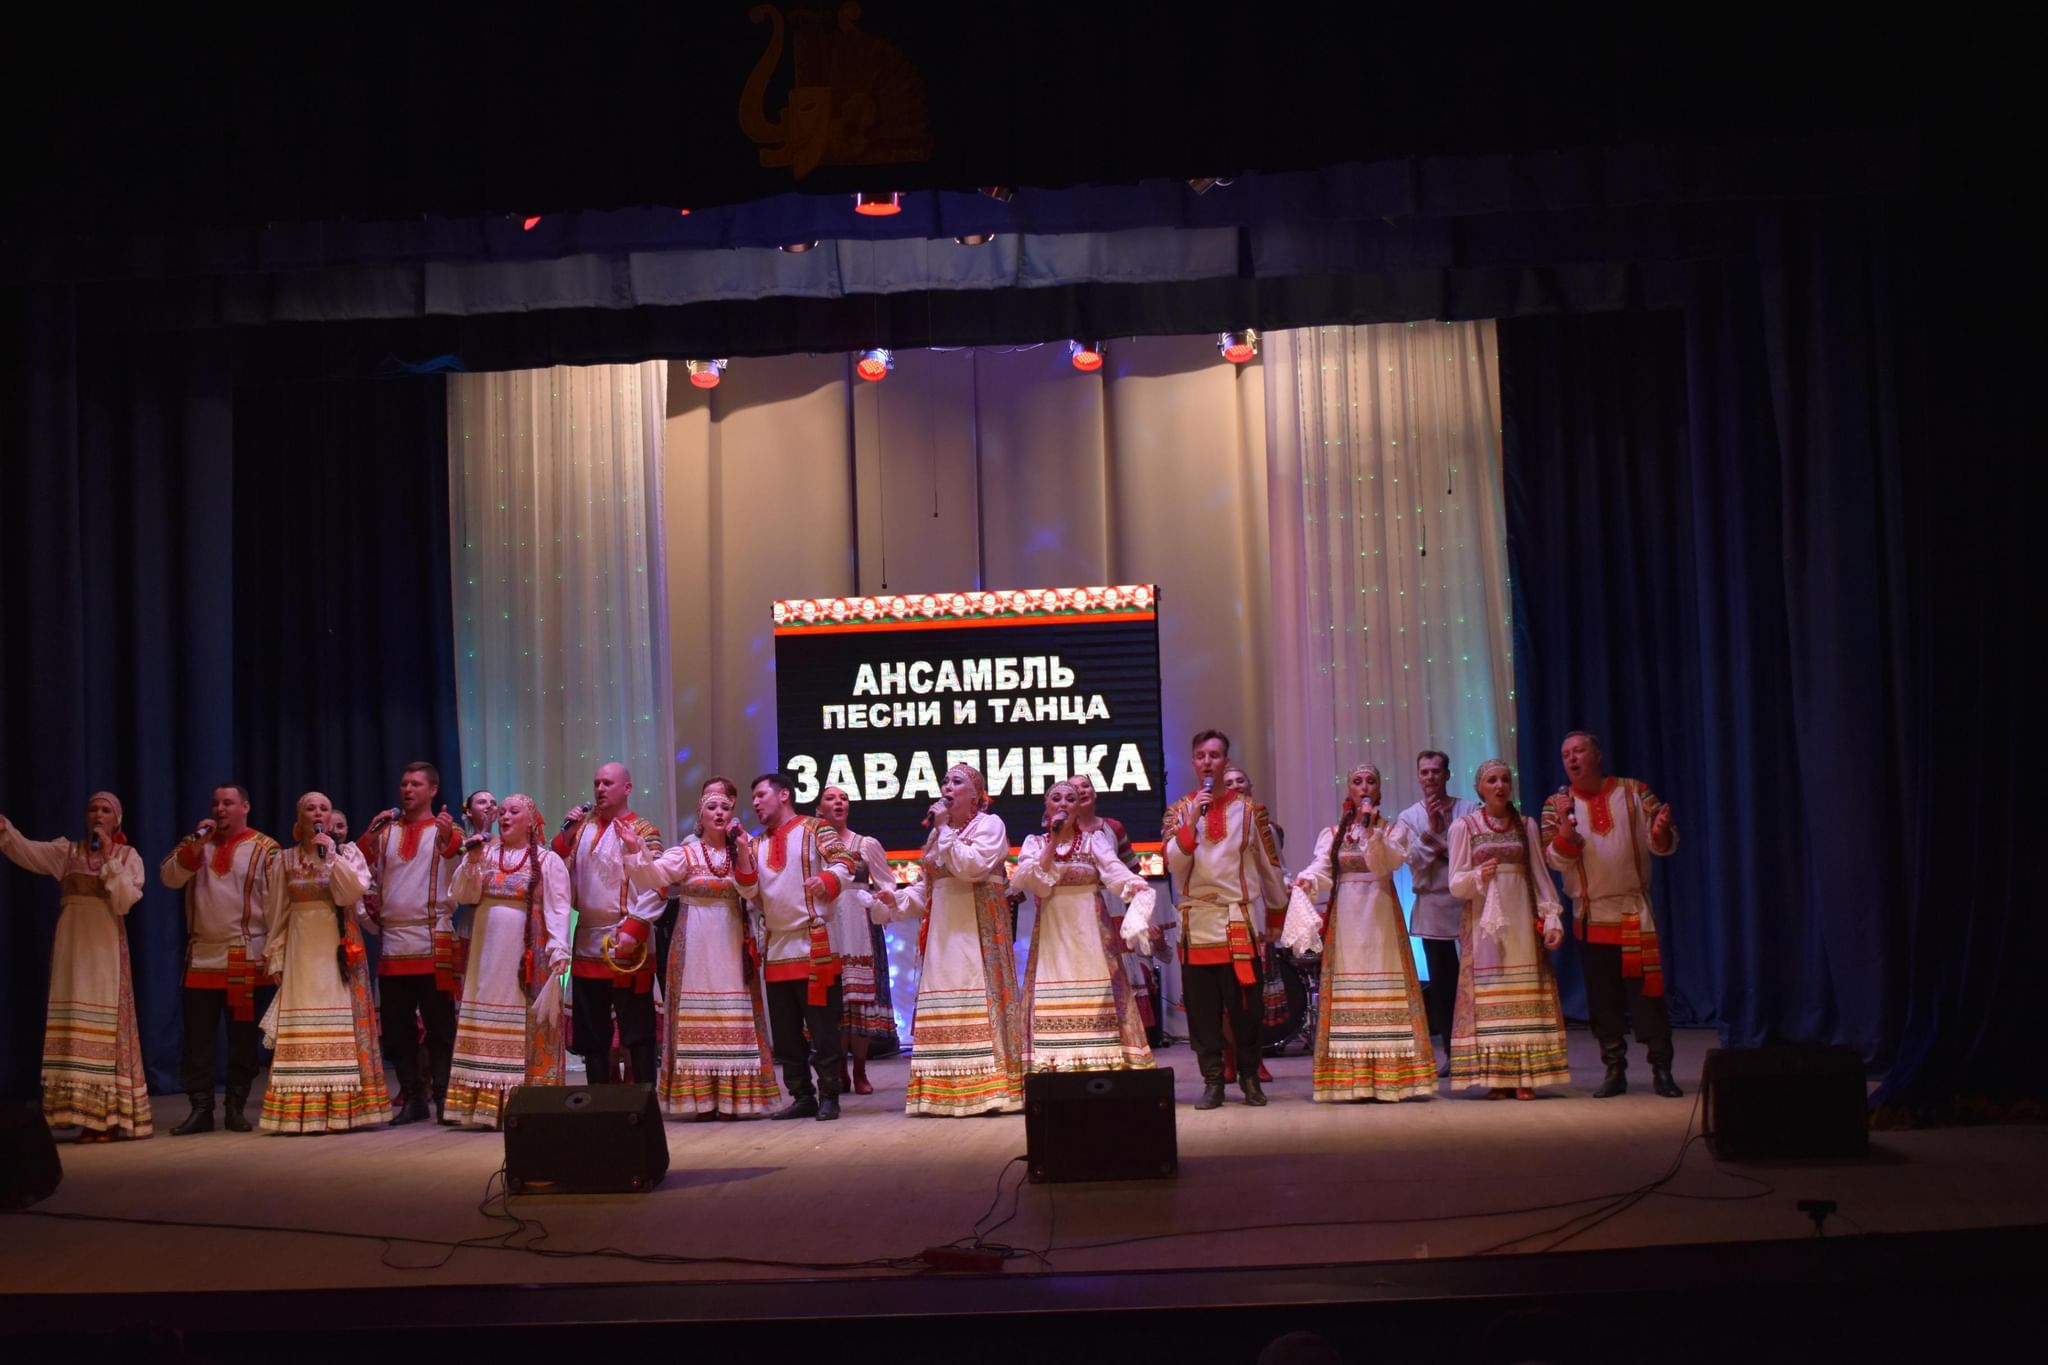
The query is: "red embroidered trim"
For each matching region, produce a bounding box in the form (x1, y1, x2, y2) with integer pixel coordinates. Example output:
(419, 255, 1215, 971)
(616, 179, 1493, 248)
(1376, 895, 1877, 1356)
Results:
(764, 961, 810, 983)
(764, 819, 802, 874)
(1186, 946, 1235, 966)
(208, 827, 257, 877)
(1584, 779, 1619, 837)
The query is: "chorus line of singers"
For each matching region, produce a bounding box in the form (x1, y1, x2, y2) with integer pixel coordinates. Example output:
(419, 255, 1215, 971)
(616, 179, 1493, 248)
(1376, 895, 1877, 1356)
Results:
(0, 727, 1680, 1140)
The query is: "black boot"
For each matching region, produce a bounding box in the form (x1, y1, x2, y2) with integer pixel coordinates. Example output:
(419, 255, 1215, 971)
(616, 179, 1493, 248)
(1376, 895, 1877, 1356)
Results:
(395, 1094, 432, 1125)
(816, 1094, 841, 1121)
(772, 1096, 819, 1120)
(1239, 1075, 1269, 1107)
(1651, 1065, 1683, 1098)
(1593, 1043, 1629, 1099)
(628, 1041, 659, 1089)
(171, 1095, 215, 1135)
(389, 1054, 423, 1125)
(1194, 1081, 1226, 1111)
(222, 1088, 252, 1132)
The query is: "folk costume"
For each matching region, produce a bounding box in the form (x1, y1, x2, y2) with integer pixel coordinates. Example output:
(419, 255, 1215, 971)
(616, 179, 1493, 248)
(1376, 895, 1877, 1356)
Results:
(0, 800, 153, 1137)
(551, 808, 665, 1084)
(357, 813, 463, 1122)
(1010, 825, 1156, 1073)
(162, 822, 279, 1131)
(443, 840, 571, 1127)
(754, 815, 860, 1115)
(259, 841, 389, 1132)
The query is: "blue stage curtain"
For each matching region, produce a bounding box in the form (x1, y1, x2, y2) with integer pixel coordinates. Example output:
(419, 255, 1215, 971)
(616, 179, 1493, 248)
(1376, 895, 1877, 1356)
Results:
(1499, 202, 2036, 1116)
(0, 286, 459, 1097)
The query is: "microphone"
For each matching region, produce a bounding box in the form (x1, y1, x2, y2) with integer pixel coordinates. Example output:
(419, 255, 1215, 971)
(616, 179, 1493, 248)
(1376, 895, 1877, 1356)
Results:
(314, 815, 329, 860)
(1201, 776, 1215, 809)
(89, 832, 102, 853)
(462, 833, 487, 853)
(563, 803, 592, 831)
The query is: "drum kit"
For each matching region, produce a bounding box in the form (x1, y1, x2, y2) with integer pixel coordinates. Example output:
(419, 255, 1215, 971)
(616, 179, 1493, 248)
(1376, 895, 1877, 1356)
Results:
(1261, 944, 1320, 1056)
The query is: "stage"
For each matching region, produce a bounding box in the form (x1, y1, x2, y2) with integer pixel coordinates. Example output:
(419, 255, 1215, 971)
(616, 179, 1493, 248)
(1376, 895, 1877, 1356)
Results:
(7, 1031, 2044, 1299)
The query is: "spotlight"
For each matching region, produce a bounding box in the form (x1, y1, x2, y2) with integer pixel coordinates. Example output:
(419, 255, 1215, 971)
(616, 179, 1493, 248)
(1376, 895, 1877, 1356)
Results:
(855, 348, 895, 381)
(954, 232, 996, 246)
(979, 186, 1014, 203)
(781, 240, 821, 253)
(678, 208, 691, 216)
(854, 191, 903, 216)
(1188, 177, 1234, 195)
(1069, 340, 1106, 373)
(1217, 330, 1259, 364)
(522, 216, 543, 231)
(684, 358, 728, 389)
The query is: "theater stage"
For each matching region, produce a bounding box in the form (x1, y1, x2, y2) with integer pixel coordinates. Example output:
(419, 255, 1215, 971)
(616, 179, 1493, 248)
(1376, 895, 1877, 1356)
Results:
(6, 1029, 2045, 1311)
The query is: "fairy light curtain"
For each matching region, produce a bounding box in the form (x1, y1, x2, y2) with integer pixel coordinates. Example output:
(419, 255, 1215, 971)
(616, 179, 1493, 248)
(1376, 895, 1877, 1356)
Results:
(1265, 320, 1516, 862)
(447, 363, 677, 837)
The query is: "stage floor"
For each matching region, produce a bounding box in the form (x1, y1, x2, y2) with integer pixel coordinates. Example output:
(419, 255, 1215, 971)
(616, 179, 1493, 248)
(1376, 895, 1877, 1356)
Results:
(6, 1030, 2046, 1298)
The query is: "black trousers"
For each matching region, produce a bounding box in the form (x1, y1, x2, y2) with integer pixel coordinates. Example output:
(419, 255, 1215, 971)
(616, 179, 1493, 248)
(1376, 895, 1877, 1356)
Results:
(1421, 937, 1461, 1042)
(570, 973, 658, 1083)
(378, 973, 456, 1099)
(1579, 940, 1673, 1066)
(180, 985, 269, 1101)
(765, 976, 843, 1102)
(1184, 959, 1263, 1085)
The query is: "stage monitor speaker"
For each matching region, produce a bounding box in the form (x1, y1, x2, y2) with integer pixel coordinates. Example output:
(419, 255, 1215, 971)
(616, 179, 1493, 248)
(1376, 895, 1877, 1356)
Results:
(1701, 1045, 1868, 1161)
(0, 1101, 62, 1210)
(503, 1084, 669, 1194)
(1026, 1067, 1177, 1183)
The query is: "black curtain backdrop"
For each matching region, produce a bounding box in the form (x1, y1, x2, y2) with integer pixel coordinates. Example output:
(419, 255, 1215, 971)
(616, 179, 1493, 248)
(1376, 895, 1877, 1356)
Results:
(0, 287, 459, 1096)
(1499, 202, 2034, 1119)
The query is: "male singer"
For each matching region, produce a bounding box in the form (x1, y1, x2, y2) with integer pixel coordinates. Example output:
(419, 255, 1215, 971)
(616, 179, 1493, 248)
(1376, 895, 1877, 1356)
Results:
(1397, 750, 1476, 1073)
(1161, 729, 1287, 1109)
(357, 762, 463, 1124)
(552, 762, 665, 1086)
(161, 784, 278, 1133)
(745, 772, 860, 1120)
(1543, 731, 1682, 1098)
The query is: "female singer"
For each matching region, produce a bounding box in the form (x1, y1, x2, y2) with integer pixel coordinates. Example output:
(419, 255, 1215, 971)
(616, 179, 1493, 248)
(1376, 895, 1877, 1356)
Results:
(259, 792, 389, 1132)
(444, 793, 571, 1127)
(461, 791, 499, 838)
(1447, 759, 1570, 1100)
(0, 795, 152, 1140)
(817, 783, 899, 1095)
(620, 777, 779, 1119)
(873, 764, 1024, 1115)
(1283, 764, 1436, 1101)
(1010, 780, 1156, 1072)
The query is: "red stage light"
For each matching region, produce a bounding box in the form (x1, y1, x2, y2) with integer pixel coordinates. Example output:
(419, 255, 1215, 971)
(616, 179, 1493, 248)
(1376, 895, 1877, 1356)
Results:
(855, 348, 895, 381)
(979, 186, 1014, 203)
(1069, 340, 1105, 373)
(685, 359, 727, 389)
(522, 216, 543, 231)
(1218, 330, 1259, 364)
(679, 208, 691, 216)
(854, 191, 902, 216)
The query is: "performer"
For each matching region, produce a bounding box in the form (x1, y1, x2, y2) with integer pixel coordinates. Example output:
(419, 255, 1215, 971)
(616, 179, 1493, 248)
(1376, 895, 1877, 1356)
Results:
(620, 777, 780, 1119)
(1010, 781, 1156, 1072)
(1073, 773, 1170, 1049)
(873, 763, 1025, 1116)
(1282, 765, 1436, 1101)
(817, 783, 900, 1095)
(357, 762, 463, 1124)
(551, 762, 665, 1086)
(1397, 750, 1477, 1073)
(160, 783, 278, 1134)
(259, 793, 389, 1132)
(1223, 765, 1279, 1082)
(1543, 731, 1682, 1098)
(461, 790, 499, 838)
(1447, 760, 1570, 1100)
(0, 796, 152, 1140)
(444, 794, 571, 1128)
(730, 773, 857, 1120)
(1158, 730, 1286, 1109)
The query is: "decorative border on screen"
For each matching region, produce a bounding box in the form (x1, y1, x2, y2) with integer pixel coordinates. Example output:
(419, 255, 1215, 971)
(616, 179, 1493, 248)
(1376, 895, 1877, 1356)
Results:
(774, 584, 1157, 633)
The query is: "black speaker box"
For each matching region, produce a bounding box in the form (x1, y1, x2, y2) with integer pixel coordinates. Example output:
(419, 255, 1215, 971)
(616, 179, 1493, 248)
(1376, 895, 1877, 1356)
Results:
(1025, 1067, 1178, 1183)
(0, 1101, 62, 1210)
(503, 1084, 669, 1194)
(1701, 1045, 1869, 1161)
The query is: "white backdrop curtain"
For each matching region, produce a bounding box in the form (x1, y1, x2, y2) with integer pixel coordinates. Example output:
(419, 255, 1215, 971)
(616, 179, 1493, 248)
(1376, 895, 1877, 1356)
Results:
(1265, 319, 1515, 865)
(448, 363, 677, 837)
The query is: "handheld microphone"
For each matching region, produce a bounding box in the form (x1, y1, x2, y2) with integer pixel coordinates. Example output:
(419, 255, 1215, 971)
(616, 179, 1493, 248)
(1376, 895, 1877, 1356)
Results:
(1202, 776, 1215, 807)
(89, 832, 102, 853)
(314, 816, 329, 860)
(462, 833, 487, 853)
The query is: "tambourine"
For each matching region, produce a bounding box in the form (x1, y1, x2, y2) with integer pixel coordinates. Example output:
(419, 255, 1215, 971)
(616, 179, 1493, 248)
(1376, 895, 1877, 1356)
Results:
(601, 916, 653, 975)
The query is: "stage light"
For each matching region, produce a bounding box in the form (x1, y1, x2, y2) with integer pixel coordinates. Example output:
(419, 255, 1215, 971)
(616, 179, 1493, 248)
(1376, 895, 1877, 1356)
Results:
(684, 358, 728, 389)
(854, 191, 903, 216)
(678, 208, 691, 216)
(954, 232, 996, 246)
(979, 186, 1014, 203)
(855, 348, 895, 381)
(1069, 340, 1106, 373)
(1218, 329, 1259, 364)
(781, 240, 821, 254)
(1188, 178, 1220, 195)
(522, 216, 543, 231)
